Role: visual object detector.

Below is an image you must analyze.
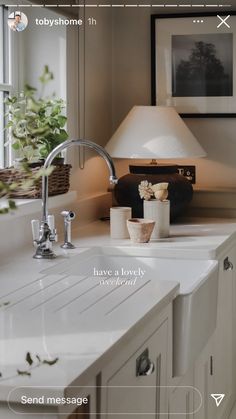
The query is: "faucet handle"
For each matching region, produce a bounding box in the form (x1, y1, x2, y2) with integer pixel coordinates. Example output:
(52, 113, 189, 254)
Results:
(47, 215, 55, 231)
(31, 220, 40, 243)
(47, 215, 58, 242)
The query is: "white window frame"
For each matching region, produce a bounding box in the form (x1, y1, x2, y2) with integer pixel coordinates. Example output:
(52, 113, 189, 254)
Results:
(0, 5, 19, 168)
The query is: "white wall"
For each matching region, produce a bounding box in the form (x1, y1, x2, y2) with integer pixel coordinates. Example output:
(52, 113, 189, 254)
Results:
(21, 8, 66, 100)
(111, 6, 236, 189)
(69, 3, 114, 198)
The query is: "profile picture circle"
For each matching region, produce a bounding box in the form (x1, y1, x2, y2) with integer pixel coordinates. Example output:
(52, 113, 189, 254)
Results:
(8, 11, 28, 32)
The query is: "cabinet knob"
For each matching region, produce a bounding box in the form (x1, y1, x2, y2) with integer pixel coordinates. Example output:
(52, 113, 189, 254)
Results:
(136, 348, 155, 376)
(224, 257, 234, 271)
(143, 361, 155, 376)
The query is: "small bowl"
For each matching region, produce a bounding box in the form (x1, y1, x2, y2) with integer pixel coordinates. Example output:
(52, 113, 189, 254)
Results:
(127, 218, 155, 243)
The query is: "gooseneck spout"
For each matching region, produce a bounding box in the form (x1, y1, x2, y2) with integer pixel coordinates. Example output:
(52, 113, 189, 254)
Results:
(32, 139, 118, 259)
(42, 139, 118, 222)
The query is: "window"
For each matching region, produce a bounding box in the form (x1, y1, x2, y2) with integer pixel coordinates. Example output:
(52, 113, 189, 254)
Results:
(0, 6, 13, 168)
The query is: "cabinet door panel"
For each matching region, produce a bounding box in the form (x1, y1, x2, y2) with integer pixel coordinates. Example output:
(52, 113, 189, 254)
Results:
(168, 369, 194, 419)
(212, 248, 235, 419)
(194, 337, 216, 419)
(104, 321, 168, 419)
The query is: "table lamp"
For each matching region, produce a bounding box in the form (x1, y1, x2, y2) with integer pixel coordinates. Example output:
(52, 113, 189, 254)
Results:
(105, 106, 206, 219)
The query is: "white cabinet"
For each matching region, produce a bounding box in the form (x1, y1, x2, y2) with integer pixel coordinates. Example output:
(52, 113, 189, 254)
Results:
(101, 307, 171, 419)
(194, 246, 236, 419)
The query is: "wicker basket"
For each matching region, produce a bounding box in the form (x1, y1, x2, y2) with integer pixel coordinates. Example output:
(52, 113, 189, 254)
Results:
(0, 164, 71, 199)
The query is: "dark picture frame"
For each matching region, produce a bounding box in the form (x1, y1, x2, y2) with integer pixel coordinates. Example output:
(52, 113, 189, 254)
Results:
(151, 12, 236, 118)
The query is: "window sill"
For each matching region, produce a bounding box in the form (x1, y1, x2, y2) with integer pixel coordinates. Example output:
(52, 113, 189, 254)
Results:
(0, 191, 77, 220)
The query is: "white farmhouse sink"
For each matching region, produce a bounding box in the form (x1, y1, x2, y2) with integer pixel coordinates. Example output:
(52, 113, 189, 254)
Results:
(42, 247, 219, 376)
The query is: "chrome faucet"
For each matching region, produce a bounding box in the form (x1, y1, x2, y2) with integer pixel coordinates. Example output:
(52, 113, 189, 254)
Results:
(32, 139, 118, 259)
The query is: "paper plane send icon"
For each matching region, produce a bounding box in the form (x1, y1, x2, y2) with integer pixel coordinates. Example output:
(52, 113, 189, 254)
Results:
(211, 394, 225, 407)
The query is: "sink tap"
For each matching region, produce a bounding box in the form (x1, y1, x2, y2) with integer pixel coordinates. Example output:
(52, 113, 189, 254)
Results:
(32, 139, 118, 259)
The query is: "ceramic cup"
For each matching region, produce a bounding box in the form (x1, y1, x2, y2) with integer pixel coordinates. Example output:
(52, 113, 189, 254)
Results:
(110, 207, 132, 239)
(144, 199, 170, 239)
(127, 218, 155, 243)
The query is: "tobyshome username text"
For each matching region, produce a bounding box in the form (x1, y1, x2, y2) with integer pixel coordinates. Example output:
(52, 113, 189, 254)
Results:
(35, 17, 83, 26)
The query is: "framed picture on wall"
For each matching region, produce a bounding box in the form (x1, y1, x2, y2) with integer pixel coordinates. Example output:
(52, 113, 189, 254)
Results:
(151, 12, 236, 117)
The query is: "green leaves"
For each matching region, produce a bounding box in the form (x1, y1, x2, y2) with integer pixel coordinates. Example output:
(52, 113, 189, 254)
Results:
(4, 120, 13, 130)
(26, 352, 59, 368)
(20, 352, 59, 377)
(26, 352, 34, 366)
(4, 65, 68, 162)
(34, 166, 54, 179)
(42, 358, 59, 366)
(0, 208, 10, 214)
(8, 200, 17, 210)
(24, 84, 37, 96)
(0, 352, 59, 381)
(39, 65, 54, 86)
(17, 370, 31, 377)
(0, 301, 10, 308)
(36, 355, 41, 363)
(12, 142, 21, 150)
(0, 179, 18, 213)
(56, 129, 68, 142)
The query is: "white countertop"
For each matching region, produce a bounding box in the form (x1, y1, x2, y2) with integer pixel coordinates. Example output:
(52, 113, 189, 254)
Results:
(0, 234, 179, 403)
(0, 217, 236, 404)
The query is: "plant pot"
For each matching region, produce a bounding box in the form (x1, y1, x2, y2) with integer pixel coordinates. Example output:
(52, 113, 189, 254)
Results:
(0, 164, 71, 199)
(52, 156, 64, 165)
(127, 218, 155, 243)
(28, 161, 44, 168)
(26, 157, 65, 169)
(37, 157, 65, 166)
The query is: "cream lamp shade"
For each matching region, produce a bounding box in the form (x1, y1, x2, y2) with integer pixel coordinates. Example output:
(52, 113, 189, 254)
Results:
(105, 106, 206, 159)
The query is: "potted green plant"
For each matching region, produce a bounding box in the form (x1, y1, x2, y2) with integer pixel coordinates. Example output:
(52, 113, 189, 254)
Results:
(5, 65, 68, 165)
(1, 66, 71, 199)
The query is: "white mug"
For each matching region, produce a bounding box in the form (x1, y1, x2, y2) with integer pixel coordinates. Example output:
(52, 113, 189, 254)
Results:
(110, 207, 132, 239)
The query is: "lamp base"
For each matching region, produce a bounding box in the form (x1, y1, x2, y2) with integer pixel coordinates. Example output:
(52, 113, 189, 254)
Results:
(114, 165, 193, 221)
